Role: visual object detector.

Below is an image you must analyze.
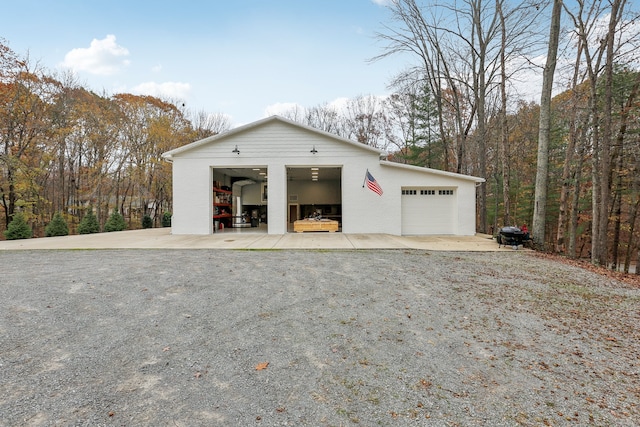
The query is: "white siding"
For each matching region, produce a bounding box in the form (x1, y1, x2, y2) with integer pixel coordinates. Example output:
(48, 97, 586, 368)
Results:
(171, 159, 213, 234)
(169, 119, 384, 235)
(341, 162, 396, 234)
(380, 163, 478, 236)
(165, 117, 482, 236)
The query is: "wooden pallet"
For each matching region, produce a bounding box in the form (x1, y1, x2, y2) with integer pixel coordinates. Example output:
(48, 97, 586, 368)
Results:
(293, 219, 339, 233)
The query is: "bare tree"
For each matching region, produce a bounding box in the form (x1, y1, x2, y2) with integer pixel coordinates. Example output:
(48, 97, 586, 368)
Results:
(305, 103, 344, 136)
(563, 0, 633, 264)
(596, 0, 627, 266)
(189, 110, 232, 140)
(532, 0, 563, 250)
(372, 0, 473, 173)
(375, 0, 544, 233)
(272, 104, 307, 124)
(555, 34, 587, 255)
(342, 95, 389, 149)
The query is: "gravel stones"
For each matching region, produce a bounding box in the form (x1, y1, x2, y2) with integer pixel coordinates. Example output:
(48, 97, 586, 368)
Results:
(1, 249, 639, 426)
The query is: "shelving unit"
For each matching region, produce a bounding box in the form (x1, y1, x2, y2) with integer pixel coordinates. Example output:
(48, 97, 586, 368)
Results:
(213, 187, 232, 231)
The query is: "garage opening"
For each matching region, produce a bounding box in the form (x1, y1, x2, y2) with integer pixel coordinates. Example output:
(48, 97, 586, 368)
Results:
(286, 166, 342, 232)
(212, 167, 268, 233)
(401, 187, 457, 235)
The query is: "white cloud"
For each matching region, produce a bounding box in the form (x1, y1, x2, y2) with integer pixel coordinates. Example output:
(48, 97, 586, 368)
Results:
(62, 34, 130, 75)
(371, 0, 391, 5)
(328, 97, 350, 113)
(151, 64, 162, 73)
(131, 81, 191, 100)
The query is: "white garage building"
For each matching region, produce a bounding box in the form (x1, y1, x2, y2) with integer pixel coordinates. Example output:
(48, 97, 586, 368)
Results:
(161, 116, 484, 236)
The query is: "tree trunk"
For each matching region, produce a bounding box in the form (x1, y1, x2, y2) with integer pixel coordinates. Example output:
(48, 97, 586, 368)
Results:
(593, 0, 625, 266)
(556, 40, 584, 253)
(611, 176, 622, 271)
(498, 1, 510, 227)
(532, 0, 562, 250)
(624, 157, 640, 273)
(636, 244, 640, 276)
(610, 73, 640, 270)
(568, 135, 586, 259)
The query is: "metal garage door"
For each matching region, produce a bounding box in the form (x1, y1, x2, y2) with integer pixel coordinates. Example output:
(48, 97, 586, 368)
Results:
(401, 188, 456, 235)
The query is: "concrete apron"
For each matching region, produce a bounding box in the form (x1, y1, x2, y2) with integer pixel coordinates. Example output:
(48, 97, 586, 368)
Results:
(0, 228, 516, 251)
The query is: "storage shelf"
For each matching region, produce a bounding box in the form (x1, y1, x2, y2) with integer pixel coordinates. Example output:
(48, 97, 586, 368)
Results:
(213, 186, 232, 232)
(213, 213, 232, 219)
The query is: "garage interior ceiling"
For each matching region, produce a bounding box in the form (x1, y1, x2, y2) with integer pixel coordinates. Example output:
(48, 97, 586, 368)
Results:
(287, 167, 341, 181)
(217, 167, 341, 182)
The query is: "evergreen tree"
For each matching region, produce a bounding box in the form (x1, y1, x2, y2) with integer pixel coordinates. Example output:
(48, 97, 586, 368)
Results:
(104, 211, 126, 232)
(162, 212, 172, 227)
(4, 212, 32, 240)
(45, 212, 69, 237)
(406, 82, 440, 168)
(78, 208, 100, 234)
(142, 214, 153, 229)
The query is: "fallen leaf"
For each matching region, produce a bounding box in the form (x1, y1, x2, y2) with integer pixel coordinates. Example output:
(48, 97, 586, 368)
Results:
(194, 371, 202, 378)
(162, 346, 170, 352)
(605, 337, 617, 342)
(108, 411, 115, 417)
(256, 362, 269, 371)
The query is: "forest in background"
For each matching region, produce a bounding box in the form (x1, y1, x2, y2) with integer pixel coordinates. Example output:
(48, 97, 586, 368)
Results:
(1, 0, 639, 273)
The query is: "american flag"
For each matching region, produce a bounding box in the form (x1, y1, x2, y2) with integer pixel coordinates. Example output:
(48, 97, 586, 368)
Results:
(364, 170, 383, 196)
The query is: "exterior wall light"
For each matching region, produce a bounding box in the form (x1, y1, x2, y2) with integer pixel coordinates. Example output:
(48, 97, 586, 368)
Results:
(232, 145, 240, 154)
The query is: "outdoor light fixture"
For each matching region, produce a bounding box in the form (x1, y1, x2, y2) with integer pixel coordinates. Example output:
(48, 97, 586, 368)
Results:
(310, 146, 318, 154)
(232, 145, 240, 154)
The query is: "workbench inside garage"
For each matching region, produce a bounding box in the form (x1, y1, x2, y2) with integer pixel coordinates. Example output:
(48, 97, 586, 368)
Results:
(293, 219, 339, 233)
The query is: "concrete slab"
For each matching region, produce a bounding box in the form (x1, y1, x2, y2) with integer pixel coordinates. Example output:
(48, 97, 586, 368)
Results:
(345, 234, 408, 249)
(0, 228, 518, 251)
(390, 234, 506, 251)
(273, 232, 355, 249)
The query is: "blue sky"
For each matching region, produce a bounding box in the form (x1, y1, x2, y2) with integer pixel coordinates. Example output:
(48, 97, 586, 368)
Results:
(3, 0, 406, 125)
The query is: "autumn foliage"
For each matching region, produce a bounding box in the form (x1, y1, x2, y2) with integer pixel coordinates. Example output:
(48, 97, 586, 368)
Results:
(0, 28, 639, 273)
(0, 40, 229, 238)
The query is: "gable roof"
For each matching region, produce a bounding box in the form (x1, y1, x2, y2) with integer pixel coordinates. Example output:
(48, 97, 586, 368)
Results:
(380, 160, 485, 183)
(162, 115, 387, 159)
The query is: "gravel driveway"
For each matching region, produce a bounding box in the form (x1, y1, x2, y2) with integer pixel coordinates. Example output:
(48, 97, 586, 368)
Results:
(1, 249, 639, 426)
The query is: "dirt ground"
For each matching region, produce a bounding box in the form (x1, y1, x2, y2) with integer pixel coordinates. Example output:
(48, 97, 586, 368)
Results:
(1, 249, 639, 426)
